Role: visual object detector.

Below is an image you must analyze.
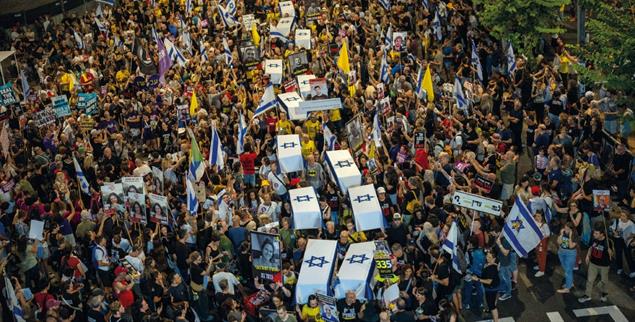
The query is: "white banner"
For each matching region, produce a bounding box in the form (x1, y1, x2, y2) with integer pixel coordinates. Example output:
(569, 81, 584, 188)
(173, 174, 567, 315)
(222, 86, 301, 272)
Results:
(279, 1, 295, 17)
(452, 190, 503, 216)
(298, 98, 342, 113)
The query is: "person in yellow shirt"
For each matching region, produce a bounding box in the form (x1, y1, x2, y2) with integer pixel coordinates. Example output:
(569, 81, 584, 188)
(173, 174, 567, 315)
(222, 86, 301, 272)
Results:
(276, 111, 293, 135)
(304, 114, 321, 140)
(301, 134, 316, 159)
(298, 295, 323, 322)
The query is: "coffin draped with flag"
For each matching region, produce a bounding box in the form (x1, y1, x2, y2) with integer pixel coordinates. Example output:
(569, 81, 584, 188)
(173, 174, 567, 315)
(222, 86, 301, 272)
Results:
(290, 187, 321, 230)
(296, 239, 338, 304)
(349, 184, 385, 231)
(335, 241, 377, 300)
(502, 197, 544, 257)
(276, 134, 304, 173)
(325, 150, 361, 195)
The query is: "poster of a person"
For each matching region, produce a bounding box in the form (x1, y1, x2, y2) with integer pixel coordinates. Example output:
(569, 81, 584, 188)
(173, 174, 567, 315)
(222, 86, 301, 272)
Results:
(308, 78, 328, 100)
(148, 193, 170, 225)
(592, 190, 611, 211)
(251, 231, 282, 281)
(127, 192, 147, 224)
(122, 176, 144, 200)
(101, 183, 125, 217)
(392, 32, 407, 52)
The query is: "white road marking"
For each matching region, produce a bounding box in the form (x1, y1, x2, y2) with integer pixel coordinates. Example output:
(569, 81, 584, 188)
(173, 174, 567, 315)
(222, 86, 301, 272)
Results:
(573, 305, 629, 322)
(476, 317, 515, 322)
(546, 311, 565, 322)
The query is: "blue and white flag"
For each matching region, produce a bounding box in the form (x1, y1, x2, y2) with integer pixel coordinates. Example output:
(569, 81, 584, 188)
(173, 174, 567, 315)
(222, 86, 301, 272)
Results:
(164, 38, 188, 67)
(323, 124, 336, 151)
(453, 77, 468, 111)
(384, 25, 393, 49)
(253, 85, 278, 118)
(200, 42, 208, 63)
(226, 0, 237, 16)
(296, 239, 338, 304)
(73, 30, 84, 49)
(96, 0, 114, 6)
(471, 39, 483, 83)
(209, 125, 224, 170)
(182, 31, 193, 55)
(236, 113, 247, 154)
(372, 111, 382, 147)
(185, 0, 193, 15)
(218, 4, 238, 28)
(151, 28, 160, 44)
(3, 275, 26, 322)
(379, 0, 391, 10)
(442, 221, 462, 273)
(96, 3, 104, 17)
(422, 0, 430, 9)
(506, 42, 517, 75)
(415, 65, 425, 99)
(186, 178, 199, 215)
(432, 10, 442, 41)
(223, 37, 233, 67)
(19, 70, 29, 101)
(335, 242, 377, 300)
(379, 50, 390, 83)
(94, 17, 107, 34)
(502, 197, 544, 257)
(73, 157, 91, 195)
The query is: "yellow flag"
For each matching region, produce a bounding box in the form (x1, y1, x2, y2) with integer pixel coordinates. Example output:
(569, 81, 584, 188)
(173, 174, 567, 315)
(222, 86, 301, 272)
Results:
(190, 91, 199, 116)
(337, 41, 351, 74)
(68, 73, 75, 92)
(252, 23, 260, 46)
(422, 65, 434, 103)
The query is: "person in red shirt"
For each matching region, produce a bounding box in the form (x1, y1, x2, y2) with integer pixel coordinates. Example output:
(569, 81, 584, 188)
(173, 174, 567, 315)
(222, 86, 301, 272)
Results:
(239, 142, 260, 188)
(112, 266, 135, 309)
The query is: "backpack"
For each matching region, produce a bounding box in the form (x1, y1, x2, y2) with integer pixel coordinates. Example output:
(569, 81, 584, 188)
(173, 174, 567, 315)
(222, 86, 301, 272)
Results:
(581, 212, 592, 247)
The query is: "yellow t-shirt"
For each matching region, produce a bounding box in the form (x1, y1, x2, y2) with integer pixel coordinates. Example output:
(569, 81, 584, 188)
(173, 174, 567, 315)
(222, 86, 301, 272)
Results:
(276, 119, 293, 135)
(301, 140, 316, 158)
(304, 119, 321, 139)
(302, 305, 322, 322)
(329, 109, 342, 122)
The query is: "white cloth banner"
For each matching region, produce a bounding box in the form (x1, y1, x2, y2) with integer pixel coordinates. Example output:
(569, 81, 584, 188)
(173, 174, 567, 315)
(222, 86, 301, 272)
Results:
(298, 98, 342, 113)
(290, 187, 321, 230)
(295, 29, 311, 49)
(276, 134, 303, 173)
(278, 92, 307, 121)
(325, 150, 361, 195)
(349, 184, 384, 231)
(297, 74, 316, 99)
(296, 239, 338, 304)
(335, 242, 376, 300)
(265, 59, 284, 85)
(279, 1, 295, 17)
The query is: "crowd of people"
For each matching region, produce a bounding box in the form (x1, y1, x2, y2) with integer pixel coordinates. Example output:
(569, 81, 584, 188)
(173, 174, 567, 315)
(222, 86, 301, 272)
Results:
(0, 0, 634, 321)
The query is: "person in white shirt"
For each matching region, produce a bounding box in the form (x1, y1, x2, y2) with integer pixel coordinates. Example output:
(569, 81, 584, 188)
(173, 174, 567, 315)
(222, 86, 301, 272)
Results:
(612, 209, 635, 277)
(257, 192, 280, 222)
(267, 162, 289, 197)
(123, 246, 144, 275)
(212, 263, 242, 295)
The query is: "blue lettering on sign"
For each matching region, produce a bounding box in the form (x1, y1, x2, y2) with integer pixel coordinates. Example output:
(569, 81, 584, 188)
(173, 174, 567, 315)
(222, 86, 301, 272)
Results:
(281, 142, 297, 148)
(294, 195, 314, 203)
(284, 96, 301, 102)
(347, 254, 370, 264)
(305, 256, 330, 268)
(353, 194, 375, 203)
(334, 160, 353, 168)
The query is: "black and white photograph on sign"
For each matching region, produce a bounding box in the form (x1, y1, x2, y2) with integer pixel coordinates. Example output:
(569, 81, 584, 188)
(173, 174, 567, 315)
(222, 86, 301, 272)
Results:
(239, 41, 260, 67)
(392, 32, 407, 51)
(148, 193, 170, 225)
(345, 114, 364, 151)
(251, 231, 282, 282)
(288, 51, 309, 75)
(101, 183, 125, 217)
(308, 78, 328, 100)
(304, 0, 321, 24)
(316, 293, 340, 322)
(127, 192, 147, 224)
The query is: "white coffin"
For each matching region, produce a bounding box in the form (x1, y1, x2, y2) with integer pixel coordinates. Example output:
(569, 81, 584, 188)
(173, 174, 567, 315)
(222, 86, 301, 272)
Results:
(265, 59, 284, 85)
(349, 184, 384, 231)
(276, 134, 304, 173)
(325, 150, 361, 195)
(296, 239, 338, 304)
(290, 187, 321, 230)
(297, 74, 316, 99)
(295, 29, 311, 50)
(278, 92, 307, 121)
(335, 242, 377, 300)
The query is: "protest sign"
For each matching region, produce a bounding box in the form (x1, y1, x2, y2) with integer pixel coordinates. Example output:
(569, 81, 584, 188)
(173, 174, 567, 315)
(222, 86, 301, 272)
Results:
(592, 190, 611, 212)
(288, 51, 309, 75)
(77, 92, 98, 115)
(101, 182, 125, 217)
(452, 190, 503, 216)
(148, 193, 169, 225)
(28, 220, 44, 241)
(33, 109, 56, 127)
(52, 95, 71, 118)
(316, 293, 340, 322)
(127, 192, 147, 224)
(0, 83, 17, 106)
(122, 176, 145, 197)
(251, 231, 282, 282)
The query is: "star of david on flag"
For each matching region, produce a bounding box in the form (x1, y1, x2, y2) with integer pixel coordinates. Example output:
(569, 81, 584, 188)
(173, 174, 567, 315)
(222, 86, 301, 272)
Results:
(305, 256, 329, 268)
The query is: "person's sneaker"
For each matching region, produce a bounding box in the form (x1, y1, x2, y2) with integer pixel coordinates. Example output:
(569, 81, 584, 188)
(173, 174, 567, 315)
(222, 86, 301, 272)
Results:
(629, 272, 635, 278)
(556, 288, 570, 293)
(533, 265, 539, 270)
(578, 296, 592, 303)
(617, 269, 624, 275)
(498, 294, 512, 301)
(600, 294, 608, 302)
(574, 266, 579, 271)
(534, 271, 545, 277)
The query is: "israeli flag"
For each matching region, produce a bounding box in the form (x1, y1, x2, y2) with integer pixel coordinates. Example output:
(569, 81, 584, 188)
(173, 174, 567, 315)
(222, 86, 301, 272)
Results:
(164, 38, 188, 67)
(296, 239, 338, 304)
(270, 17, 295, 42)
(73, 30, 84, 49)
(236, 113, 247, 154)
(453, 77, 468, 111)
(384, 25, 393, 49)
(471, 39, 483, 83)
(223, 37, 233, 67)
(325, 150, 362, 195)
(422, 0, 429, 9)
(379, 50, 390, 83)
(96, 3, 104, 17)
(349, 184, 384, 231)
(218, 4, 238, 28)
(200, 42, 208, 63)
(209, 125, 224, 170)
(254, 85, 278, 118)
(442, 221, 462, 273)
(182, 31, 193, 55)
(507, 42, 517, 75)
(185, 0, 193, 15)
(94, 17, 107, 34)
(335, 242, 377, 300)
(277, 134, 304, 173)
(20, 69, 30, 101)
(432, 10, 442, 41)
(379, 0, 391, 10)
(73, 157, 91, 195)
(415, 65, 425, 99)
(186, 178, 199, 215)
(226, 0, 237, 16)
(3, 275, 26, 322)
(323, 124, 336, 151)
(151, 28, 160, 44)
(372, 111, 382, 147)
(528, 197, 553, 223)
(502, 197, 544, 257)
(290, 186, 321, 229)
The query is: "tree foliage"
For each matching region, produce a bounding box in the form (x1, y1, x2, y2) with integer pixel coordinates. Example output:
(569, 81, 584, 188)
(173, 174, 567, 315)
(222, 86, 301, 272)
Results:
(572, 0, 635, 96)
(473, 0, 571, 55)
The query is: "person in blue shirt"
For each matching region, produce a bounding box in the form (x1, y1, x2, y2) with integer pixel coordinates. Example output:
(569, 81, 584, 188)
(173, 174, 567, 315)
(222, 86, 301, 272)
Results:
(463, 235, 486, 310)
